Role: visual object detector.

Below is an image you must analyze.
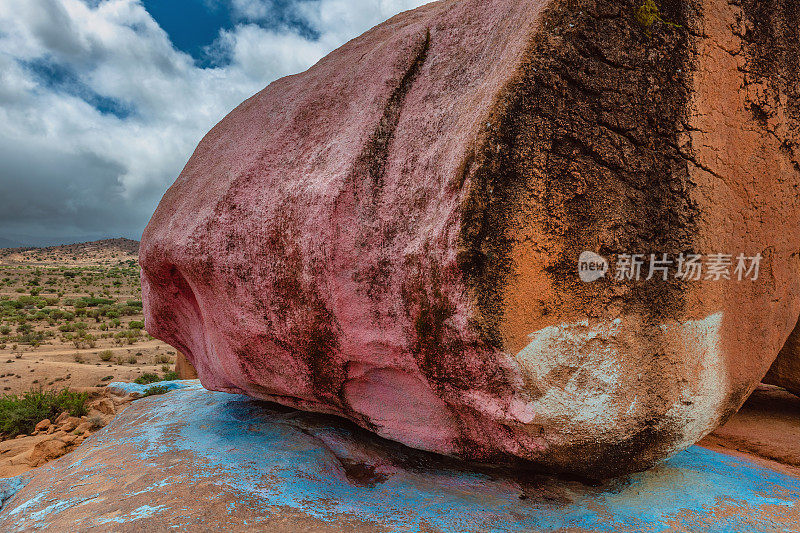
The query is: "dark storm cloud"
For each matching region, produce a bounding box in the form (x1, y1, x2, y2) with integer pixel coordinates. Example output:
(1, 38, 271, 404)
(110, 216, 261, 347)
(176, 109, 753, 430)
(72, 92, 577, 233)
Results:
(0, 0, 430, 247)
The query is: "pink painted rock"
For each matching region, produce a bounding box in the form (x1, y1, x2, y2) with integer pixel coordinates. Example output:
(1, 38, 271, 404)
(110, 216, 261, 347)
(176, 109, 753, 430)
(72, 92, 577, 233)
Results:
(141, 0, 800, 477)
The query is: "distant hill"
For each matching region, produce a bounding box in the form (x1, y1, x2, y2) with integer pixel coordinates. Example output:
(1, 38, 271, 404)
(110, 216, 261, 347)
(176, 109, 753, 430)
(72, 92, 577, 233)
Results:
(0, 238, 140, 264)
(0, 237, 23, 249)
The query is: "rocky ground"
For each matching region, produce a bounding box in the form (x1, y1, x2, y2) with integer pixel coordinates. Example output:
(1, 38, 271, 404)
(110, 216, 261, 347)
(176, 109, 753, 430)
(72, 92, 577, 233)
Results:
(1, 381, 798, 532)
(699, 384, 800, 479)
(0, 240, 185, 478)
(0, 386, 134, 478)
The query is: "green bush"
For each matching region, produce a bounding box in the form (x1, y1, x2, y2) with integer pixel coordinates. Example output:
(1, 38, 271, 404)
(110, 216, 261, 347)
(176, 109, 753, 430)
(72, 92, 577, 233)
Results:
(162, 371, 179, 381)
(134, 373, 160, 385)
(76, 297, 115, 308)
(98, 350, 113, 362)
(129, 321, 144, 330)
(141, 385, 170, 398)
(0, 388, 88, 437)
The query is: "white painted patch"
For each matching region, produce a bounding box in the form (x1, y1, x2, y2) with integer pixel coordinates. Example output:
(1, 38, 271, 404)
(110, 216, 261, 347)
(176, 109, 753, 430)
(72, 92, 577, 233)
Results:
(508, 313, 728, 452)
(660, 312, 728, 453)
(512, 318, 628, 433)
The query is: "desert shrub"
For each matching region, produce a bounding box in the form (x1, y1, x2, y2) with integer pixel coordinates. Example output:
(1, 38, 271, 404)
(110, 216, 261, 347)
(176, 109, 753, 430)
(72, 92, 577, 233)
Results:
(126, 354, 137, 364)
(162, 371, 179, 381)
(154, 354, 171, 364)
(98, 350, 113, 361)
(141, 385, 170, 398)
(78, 297, 115, 308)
(134, 373, 160, 385)
(129, 321, 144, 330)
(0, 388, 87, 437)
(117, 306, 139, 317)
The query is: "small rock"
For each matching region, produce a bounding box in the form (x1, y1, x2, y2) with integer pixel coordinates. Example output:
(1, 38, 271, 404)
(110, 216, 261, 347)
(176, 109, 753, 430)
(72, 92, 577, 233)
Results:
(34, 419, 51, 433)
(89, 398, 115, 416)
(54, 412, 69, 425)
(60, 418, 82, 433)
(28, 439, 68, 467)
(59, 435, 77, 445)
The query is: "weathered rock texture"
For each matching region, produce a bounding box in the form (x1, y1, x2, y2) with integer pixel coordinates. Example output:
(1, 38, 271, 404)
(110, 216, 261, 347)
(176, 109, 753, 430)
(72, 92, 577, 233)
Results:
(766, 323, 800, 396)
(140, 0, 800, 477)
(700, 384, 800, 478)
(1, 383, 799, 532)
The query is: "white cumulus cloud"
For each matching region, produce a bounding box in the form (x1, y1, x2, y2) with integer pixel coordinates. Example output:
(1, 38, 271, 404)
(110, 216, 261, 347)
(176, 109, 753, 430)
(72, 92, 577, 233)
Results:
(0, 0, 431, 246)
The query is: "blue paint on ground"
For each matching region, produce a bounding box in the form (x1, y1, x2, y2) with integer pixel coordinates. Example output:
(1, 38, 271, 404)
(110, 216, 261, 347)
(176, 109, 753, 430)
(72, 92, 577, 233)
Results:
(106, 379, 195, 396)
(2, 382, 798, 532)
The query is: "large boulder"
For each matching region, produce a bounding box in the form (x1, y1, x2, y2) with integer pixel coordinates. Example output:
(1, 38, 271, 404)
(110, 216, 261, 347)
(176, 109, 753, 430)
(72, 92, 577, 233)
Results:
(140, 0, 800, 477)
(1, 382, 799, 532)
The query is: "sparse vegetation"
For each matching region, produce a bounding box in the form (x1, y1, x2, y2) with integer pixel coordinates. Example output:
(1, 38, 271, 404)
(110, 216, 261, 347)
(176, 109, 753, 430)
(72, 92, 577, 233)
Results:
(134, 373, 160, 385)
(635, 0, 682, 34)
(141, 385, 170, 398)
(0, 240, 180, 396)
(0, 388, 88, 437)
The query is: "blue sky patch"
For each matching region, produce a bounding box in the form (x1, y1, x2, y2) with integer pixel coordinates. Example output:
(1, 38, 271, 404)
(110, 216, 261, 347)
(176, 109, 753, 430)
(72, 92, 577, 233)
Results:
(141, 0, 320, 66)
(23, 58, 134, 120)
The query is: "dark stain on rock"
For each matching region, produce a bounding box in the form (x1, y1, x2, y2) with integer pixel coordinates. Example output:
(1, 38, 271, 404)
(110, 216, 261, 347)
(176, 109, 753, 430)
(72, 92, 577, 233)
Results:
(400, 255, 511, 397)
(224, 217, 347, 408)
(457, 0, 700, 346)
(338, 460, 391, 488)
(351, 29, 431, 205)
(737, 0, 799, 153)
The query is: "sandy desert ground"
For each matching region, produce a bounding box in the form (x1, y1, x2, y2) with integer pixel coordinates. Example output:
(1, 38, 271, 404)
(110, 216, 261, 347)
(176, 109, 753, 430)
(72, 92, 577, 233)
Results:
(0, 239, 178, 394)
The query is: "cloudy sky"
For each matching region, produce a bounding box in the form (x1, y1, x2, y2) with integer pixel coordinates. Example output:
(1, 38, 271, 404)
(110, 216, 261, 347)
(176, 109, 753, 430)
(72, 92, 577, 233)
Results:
(0, 0, 431, 247)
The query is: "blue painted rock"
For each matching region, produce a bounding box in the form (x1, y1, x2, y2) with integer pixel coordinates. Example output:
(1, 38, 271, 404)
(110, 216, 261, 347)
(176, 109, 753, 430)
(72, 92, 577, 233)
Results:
(0, 382, 798, 532)
(140, 0, 800, 477)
